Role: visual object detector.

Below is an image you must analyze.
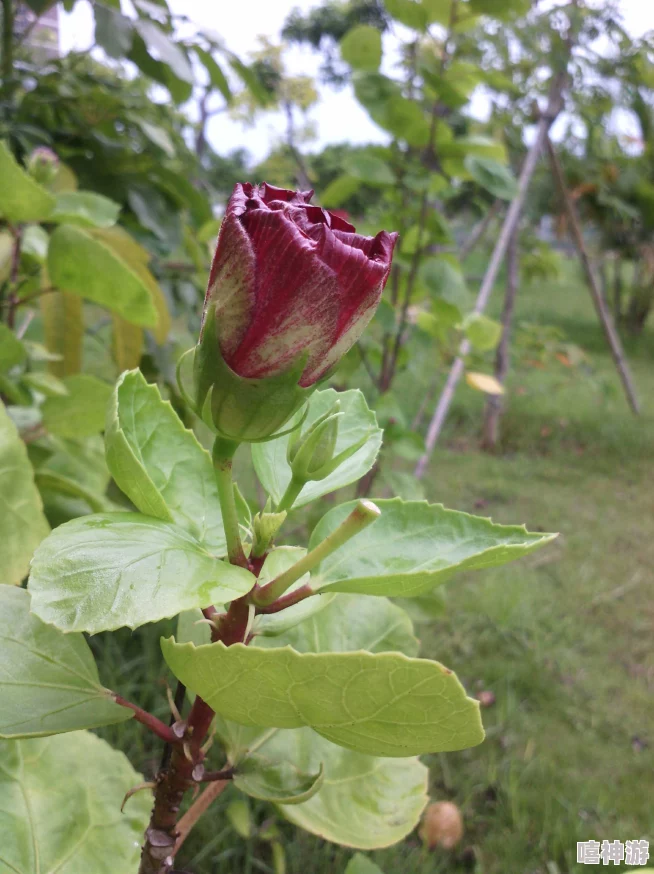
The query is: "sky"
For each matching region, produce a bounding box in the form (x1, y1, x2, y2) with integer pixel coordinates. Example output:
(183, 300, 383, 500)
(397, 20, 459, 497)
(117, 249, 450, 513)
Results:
(59, 0, 654, 163)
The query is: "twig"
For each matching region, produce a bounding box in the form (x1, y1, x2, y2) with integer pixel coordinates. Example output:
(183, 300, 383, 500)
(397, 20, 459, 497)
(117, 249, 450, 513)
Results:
(174, 779, 231, 854)
(113, 695, 181, 745)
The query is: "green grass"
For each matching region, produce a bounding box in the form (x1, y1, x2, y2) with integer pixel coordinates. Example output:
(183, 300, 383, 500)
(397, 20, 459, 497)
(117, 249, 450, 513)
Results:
(95, 258, 654, 874)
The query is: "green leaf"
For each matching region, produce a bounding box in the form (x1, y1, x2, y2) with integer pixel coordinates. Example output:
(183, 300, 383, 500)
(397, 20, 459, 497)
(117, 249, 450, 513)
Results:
(469, 0, 530, 19)
(213, 592, 428, 847)
(340, 26, 383, 72)
(195, 47, 232, 101)
(0, 403, 50, 586)
(161, 636, 484, 756)
(0, 731, 150, 873)
(233, 753, 324, 805)
(0, 588, 130, 738)
(94, 4, 134, 57)
(35, 470, 114, 515)
(134, 19, 194, 82)
(50, 191, 121, 228)
(42, 374, 112, 438)
(105, 369, 231, 554)
(21, 372, 67, 399)
(21, 224, 49, 262)
(0, 323, 26, 373)
(40, 291, 83, 377)
(226, 798, 253, 838)
(252, 388, 382, 509)
(48, 225, 158, 327)
(385, 0, 429, 29)
(247, 728, 428, 849)
(257, 592, 419, 660)
(309, 499, 557, 598)
(320, 174, 361, 208)
(28, 513, 255, 633)
(464, 155, 518, 200)
(134, 118, 176, 156)
(346, 854, 386, 874)
(0, 140, 56, 223)
(419, 257, 470, 309)
(343, 153, 394, 186)
(463, 312, 502, 351)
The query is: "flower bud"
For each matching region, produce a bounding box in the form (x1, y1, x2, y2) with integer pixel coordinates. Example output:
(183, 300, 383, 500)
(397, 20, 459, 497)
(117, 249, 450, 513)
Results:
(26, 147, 59, 185)
(287, 401, 342, 481)
(194, 182, 397, 443)
(251, 505, 287, 558)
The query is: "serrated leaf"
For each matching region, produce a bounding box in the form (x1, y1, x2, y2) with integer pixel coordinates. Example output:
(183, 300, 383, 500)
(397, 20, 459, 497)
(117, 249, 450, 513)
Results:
(28, 513, 255, 633)
(50, 191, 121, 228)
(111, 314, 143, 370)
(252, 388, 382, 509)
(466, 371, 505, 395)
(40, 291, 83, 377)
(48, 225, 158, 327)
(0, 140, 56, 223)
(0, 731, 150, 873)
(105, 369, 231, 553)
(0, 588, 130, 738)
(340, 25, 382, 72)
(234, 753, 324, 805)
(0, 403, 50, 585)
(308, 499, 557, 598)
(42, 374, 112, 438)
(161, 636, 484, 757)
(0, 323, 26, 372)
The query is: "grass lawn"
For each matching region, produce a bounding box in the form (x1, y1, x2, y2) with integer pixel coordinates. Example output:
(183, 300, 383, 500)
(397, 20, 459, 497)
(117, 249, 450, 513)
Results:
(95, 259, 654, 874)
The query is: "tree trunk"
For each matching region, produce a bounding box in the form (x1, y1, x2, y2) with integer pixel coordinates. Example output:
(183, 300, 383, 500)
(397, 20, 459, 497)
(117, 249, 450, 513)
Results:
(613, 257, 624, 324)
(482, 226, 519, 450)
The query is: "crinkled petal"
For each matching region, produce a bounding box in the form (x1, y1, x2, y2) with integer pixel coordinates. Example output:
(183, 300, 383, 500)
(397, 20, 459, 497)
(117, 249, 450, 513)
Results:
(300, 229, 398, 385)
(229, 208, 340, 380)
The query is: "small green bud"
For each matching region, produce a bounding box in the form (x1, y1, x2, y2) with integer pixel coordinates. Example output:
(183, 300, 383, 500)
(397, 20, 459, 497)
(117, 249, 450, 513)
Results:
(26, 147, 59, 185)
(287, 401, 342, 481)
(252, 506, 287, 558)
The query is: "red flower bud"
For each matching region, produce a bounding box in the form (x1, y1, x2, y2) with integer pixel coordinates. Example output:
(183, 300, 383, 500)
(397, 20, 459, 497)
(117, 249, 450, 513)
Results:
(202, 182, 397, 387)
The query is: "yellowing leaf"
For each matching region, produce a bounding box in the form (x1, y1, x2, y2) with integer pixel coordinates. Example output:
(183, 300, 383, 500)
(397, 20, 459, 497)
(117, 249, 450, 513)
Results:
(466, 371, 505, 395)
(40, 291, 83, 377)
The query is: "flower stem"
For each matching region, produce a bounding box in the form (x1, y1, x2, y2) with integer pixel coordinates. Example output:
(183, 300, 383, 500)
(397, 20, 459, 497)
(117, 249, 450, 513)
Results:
(252, 500, 381, 607)
(212, 437, 248, 568)
(276, 475, 305, 513)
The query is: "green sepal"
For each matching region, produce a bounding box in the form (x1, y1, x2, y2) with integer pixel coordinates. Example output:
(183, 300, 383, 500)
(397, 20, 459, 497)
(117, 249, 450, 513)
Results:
(193, 304, 315, 442)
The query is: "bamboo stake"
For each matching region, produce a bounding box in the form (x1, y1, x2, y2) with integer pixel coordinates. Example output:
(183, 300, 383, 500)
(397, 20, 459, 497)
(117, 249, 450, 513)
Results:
(414, 75, 567, 480)
(481, 224, 520, 449)
(546, 137, 640, 415)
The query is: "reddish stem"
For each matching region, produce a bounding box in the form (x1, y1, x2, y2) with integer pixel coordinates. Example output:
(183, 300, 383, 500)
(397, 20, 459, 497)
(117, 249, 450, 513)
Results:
(255, 583, 314, 615)
(113, 695, 180, 746)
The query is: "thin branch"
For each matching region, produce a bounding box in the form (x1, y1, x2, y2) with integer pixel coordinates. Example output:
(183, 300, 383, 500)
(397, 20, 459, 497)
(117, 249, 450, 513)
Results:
(113, 695, 180, 746)
(174, 778, 231, 854)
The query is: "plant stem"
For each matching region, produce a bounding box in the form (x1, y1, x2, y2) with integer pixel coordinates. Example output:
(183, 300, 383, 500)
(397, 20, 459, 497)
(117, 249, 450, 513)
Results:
(255, 583, 314, 615)
(252, 500, 381, 607)
(138, 695, 216, 874)
(212, 437, 248, 568)
(275, 475, 304, 514)
(1, 0, 14, 107)
(113, 695, 180, 745)
(173, 778, 231, 855)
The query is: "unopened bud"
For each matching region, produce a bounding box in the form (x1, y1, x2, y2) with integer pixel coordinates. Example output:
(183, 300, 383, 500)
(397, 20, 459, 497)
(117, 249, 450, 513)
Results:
(26, 147, 59, 185)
